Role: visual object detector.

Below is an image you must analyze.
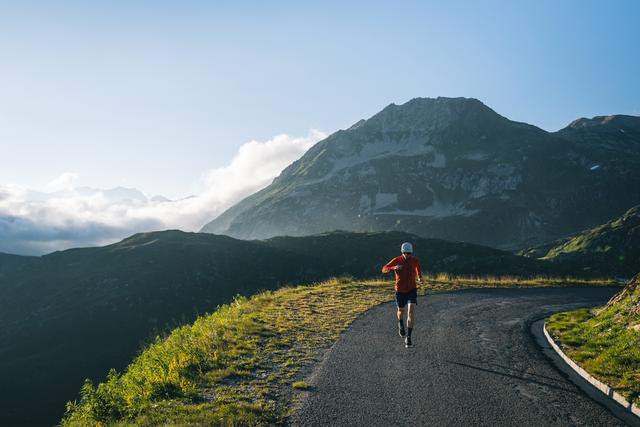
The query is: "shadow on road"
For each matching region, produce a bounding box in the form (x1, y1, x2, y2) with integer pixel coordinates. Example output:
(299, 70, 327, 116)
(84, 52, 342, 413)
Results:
(446, 360, 580, 394)
(459, 356, 565, 383)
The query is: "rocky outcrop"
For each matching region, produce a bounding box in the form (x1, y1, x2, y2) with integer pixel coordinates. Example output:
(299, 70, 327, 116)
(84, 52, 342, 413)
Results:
(202, 97, 640, 250)
(606, 273, 640, 314)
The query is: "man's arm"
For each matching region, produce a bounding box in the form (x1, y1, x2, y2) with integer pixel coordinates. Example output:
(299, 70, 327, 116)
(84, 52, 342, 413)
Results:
(382, 258, 400, 273)
(415, 258, 423, 283)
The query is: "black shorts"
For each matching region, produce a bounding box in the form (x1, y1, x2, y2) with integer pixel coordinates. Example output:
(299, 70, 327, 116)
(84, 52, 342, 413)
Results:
(395, 288, 418, 308)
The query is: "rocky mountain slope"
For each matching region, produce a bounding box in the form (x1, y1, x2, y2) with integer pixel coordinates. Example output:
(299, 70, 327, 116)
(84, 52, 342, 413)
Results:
(0, 229, 553, 426)
(522, 205, 640, 276)
(605, 272, 640, 314)
(202, 97, 640, 250)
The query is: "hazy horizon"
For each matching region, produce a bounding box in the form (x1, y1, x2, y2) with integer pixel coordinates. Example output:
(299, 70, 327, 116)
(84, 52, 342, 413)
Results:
(1, 0, 639, 254)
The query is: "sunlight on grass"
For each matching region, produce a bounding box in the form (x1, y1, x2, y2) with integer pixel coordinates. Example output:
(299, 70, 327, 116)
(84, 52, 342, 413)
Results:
(62, 275, 615, 426)
(291, 381, 310, 390)
(425, 273, 616, 287)
(547, 290, 640, 406)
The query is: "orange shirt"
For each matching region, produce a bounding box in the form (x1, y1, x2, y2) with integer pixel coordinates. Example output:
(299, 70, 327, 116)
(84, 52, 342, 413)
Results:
(382, 255, 423, 292)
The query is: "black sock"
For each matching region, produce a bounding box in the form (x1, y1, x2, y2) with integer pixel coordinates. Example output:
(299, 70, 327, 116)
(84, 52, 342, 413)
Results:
(407, 327, 413, 337)
(398, 319, 405, 329)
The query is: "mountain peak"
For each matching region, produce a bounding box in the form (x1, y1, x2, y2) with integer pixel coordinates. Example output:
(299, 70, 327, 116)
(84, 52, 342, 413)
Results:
(388, 96, 485, 108)
(344, 97, 492, 134)
(201, 97, 640, 250)
(337, 96, 508, 137)
(557, 114, 640, 141)
(373, 96, 492, 121)
(564, 114, 640, 130)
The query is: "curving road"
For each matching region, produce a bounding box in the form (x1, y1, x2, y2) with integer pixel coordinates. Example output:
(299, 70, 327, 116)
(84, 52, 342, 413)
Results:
(289, 287, 640, 427)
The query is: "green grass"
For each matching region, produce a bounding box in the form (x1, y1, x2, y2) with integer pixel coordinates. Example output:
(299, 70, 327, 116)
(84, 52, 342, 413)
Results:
(423, 273, 616, 288)
(62, 275, 615, 426)
(291, 381, 310, 390)
(546, 283, 640, 406)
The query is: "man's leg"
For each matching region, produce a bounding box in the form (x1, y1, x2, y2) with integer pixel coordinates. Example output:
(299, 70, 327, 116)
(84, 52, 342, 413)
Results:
(405, 291, 417, 347)
(397, 305, 406, 336)
(407, 303, 416, 331)
(397, 305, 406, 322)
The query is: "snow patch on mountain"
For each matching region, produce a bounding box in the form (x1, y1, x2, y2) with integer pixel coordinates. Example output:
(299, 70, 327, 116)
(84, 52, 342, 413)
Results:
(439, 170, 521, 197)
(306, 137, 447, 185)
(463, 152, 490, 161)
(377, 201, 479, 218)
(374, 193, 398, 210)
(343, 136, 444, 166)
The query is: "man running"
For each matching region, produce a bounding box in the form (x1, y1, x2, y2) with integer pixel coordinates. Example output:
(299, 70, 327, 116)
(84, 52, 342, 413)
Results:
(382, 242, 423, 348)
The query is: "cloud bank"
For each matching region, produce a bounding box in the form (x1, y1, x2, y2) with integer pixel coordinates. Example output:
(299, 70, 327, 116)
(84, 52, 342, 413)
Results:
(0, 130, 326, 255)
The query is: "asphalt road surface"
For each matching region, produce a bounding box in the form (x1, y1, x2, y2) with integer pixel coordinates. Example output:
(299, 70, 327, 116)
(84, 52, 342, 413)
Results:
(290, 287, 640, 427)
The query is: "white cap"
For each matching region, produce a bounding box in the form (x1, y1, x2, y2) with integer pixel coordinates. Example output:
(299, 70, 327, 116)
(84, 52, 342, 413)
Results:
(401, 242, 413, 253)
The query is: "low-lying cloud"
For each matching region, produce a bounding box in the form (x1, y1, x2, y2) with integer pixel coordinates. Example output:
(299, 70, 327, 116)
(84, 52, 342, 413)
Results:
(0, 130, 326, 255)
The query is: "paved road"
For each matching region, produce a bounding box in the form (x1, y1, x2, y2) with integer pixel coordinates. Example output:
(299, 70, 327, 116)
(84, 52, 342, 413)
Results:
(290, 287, 639, 427)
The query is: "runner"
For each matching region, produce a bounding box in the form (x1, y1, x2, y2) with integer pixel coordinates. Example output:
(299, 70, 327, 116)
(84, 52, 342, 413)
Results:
(381, 242, 423, 348)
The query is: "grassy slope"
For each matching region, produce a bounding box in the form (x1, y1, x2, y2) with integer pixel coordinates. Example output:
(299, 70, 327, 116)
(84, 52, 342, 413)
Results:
(524, 205, 640, 277)
(0, 230, 325, 427)
(546, 273, 640, 405)
(0, 252, 37, 278)
(1, 229, 567, 426)
(63, 275, 616, 426)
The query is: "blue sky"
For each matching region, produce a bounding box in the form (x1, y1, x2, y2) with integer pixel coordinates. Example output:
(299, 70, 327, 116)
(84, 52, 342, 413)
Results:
(0, 1, 639, 254)
(1, 0, 639, 196)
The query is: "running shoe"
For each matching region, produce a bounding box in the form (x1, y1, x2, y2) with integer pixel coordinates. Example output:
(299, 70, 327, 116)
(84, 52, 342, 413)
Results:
(405, 336, 413, 348)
